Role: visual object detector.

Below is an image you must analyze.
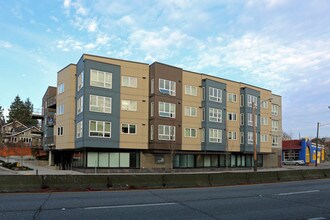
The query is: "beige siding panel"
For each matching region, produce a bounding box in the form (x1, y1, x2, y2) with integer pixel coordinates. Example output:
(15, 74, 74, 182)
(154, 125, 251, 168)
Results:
(181, 71, 202, 151)
(55, 64, 76, 150)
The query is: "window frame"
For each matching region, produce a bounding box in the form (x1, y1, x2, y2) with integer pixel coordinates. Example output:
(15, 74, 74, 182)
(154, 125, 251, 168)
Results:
(184, 128, 197, 138)
(121, 100, 138, 111)
(121, 123, 137, 135)
(158, 125, 175, 141)
(185, 106, 197, 117)
(209, 87, 222, 103)
(76, 121, 83, 138)
(122, 76, 137, 88)
(228, 93, 237, 102)
(185, 85, 197, 96)
(209, 107, 222, 123)
(77, 96, 83, 115)
(90, 69, 112, 89)
(227, 112, 237, 121)
(89, 120, 111, 138)
(159, 79, 176, 96)
(159, 102, 176, 118)
(90, 95, 112, 114)
(77, 71, 84, 91)
(209, 128, 222, 143)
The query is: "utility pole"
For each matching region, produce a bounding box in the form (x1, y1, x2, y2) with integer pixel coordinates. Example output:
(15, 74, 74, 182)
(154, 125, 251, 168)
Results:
(253, 100, 257, 172)
(315, 122, 319, 167)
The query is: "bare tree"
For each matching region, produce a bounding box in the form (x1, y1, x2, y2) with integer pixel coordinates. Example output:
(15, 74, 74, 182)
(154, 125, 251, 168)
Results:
(283, 131, 293, 140)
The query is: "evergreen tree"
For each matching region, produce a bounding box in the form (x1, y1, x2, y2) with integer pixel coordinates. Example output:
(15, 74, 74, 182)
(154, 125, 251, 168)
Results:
(0, 106, 5, 124)
(8, 95, 37, 126)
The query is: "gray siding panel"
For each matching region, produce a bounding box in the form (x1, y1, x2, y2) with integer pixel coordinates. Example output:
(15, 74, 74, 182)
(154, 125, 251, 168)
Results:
(75, 59, 120, 149)
(201, 79, 227, 151)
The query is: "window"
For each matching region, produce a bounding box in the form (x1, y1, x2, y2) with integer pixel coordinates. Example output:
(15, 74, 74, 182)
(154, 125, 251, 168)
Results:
(202, 87, 205, 100)
(151, 78, 154, 94)
(89, 120, 111, 138)
(209, 129, 222, 143)
(202, 108, 205, 121)
(247, 95, 258, 108)
(121, 124, 136, 134)
(209, 87, 222, 103)
(240, 94, 244, 107)
(150, 125, 154, 141)
(57, 104, 64, 115)
(185, 85, 197, 96)
(228, 93, 237, 102)
(227, 112, 237, 121)
(248, 132, 254, 144)
(201, 128, 205, 142)
(122, 76, 137, 88)
(57, 126, 63, 136)
(261, 117, 268, 125)
(90, 95, 111, 114)
(121, 100, 137, 111)
(158, 125, 175, 141)
(151, 102, 154, 117)
(77, 121, 83, 138)
(77, 96, 83, 114)
(240, 113, 244, 125)
(228, 131, 237, 140)
(261, 134, 268, 142)
(159, 79, 176, 96)
(58, 83, 64, 94)
(272, 104, 279, 116)
(159, 102, 176, 118)
(90, 69, 112, 89)
(248, 113, 257, 126)
(78, 71, 84, 91)
(261, 100, 268, 108)
(272, 136, 278, 147)
(240, 132, 244, 144)
(209, 108, 222, 123)
(184, 128, 197, 138)
(272, 120, 279, 131)
(185, 106, 197, 117)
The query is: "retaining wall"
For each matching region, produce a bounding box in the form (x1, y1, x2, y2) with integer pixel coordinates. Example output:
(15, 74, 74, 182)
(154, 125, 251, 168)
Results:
(1, 169, 330, 193)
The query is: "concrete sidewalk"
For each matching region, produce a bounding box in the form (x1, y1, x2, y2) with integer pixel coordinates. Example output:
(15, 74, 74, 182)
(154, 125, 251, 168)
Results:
(1, 156, 330, 175)
(0, 157, 82, 175)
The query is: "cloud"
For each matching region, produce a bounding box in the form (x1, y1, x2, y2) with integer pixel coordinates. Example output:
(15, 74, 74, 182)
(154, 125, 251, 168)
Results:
(0, 40, 13, 48)
(63, 0, 71, 8)
(87, 19, 97, 32)
(50, 16, 59, 22)
(128, 26, 195, 61)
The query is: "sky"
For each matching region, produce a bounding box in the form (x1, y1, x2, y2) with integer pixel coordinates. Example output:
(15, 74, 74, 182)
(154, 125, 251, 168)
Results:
(0, 0, 330, 139)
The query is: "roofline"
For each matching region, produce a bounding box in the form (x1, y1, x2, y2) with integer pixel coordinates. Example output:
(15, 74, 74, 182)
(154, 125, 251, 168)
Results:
(150, 61, 183, 70)
(57, 63, 76, 74)
(3, 121, 27, 128)
(82, 54, 149, 66)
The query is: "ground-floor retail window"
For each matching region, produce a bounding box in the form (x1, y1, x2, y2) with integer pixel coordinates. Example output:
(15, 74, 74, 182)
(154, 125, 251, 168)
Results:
(73, 151, 139, 168)
(173, 154, 261, 168)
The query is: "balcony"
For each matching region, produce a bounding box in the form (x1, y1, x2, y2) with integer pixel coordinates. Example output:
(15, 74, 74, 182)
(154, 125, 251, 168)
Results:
(46, 115, 56, 127)
(45, 96, 56, 109)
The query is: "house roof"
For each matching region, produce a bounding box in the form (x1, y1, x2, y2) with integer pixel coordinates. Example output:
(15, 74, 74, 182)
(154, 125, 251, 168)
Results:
(282, 140, 302, 150)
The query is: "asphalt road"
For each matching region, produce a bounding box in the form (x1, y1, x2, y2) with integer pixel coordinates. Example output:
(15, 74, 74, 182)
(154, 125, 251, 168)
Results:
(0, 179, 330, 220)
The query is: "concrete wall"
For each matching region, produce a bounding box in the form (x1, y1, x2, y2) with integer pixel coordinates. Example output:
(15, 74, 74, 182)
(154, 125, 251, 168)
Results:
(0, 169, 329, 192)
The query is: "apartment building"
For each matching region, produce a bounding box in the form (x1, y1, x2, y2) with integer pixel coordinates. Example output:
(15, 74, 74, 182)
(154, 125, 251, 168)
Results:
(42, 54, 282, 171)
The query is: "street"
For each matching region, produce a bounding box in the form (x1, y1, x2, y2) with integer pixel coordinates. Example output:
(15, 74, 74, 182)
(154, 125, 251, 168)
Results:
(0, 179, 330, 220)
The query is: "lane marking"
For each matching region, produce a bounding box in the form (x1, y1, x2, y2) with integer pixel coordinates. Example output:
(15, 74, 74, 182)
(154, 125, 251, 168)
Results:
(277, 190, 320, 196)
(307, 217, 326, 220)
(84, 202, 177, 210)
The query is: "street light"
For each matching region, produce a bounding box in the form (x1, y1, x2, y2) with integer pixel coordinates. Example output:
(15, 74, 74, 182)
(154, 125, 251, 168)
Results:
(253, 98, 272, 172)
(315, 107, 330, 166)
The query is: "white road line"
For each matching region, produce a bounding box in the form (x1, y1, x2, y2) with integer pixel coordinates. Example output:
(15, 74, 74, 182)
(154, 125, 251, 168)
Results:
(84, 202, 177, 210)
(307, 217, 326, 220)
(277, 190, 320, 196)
